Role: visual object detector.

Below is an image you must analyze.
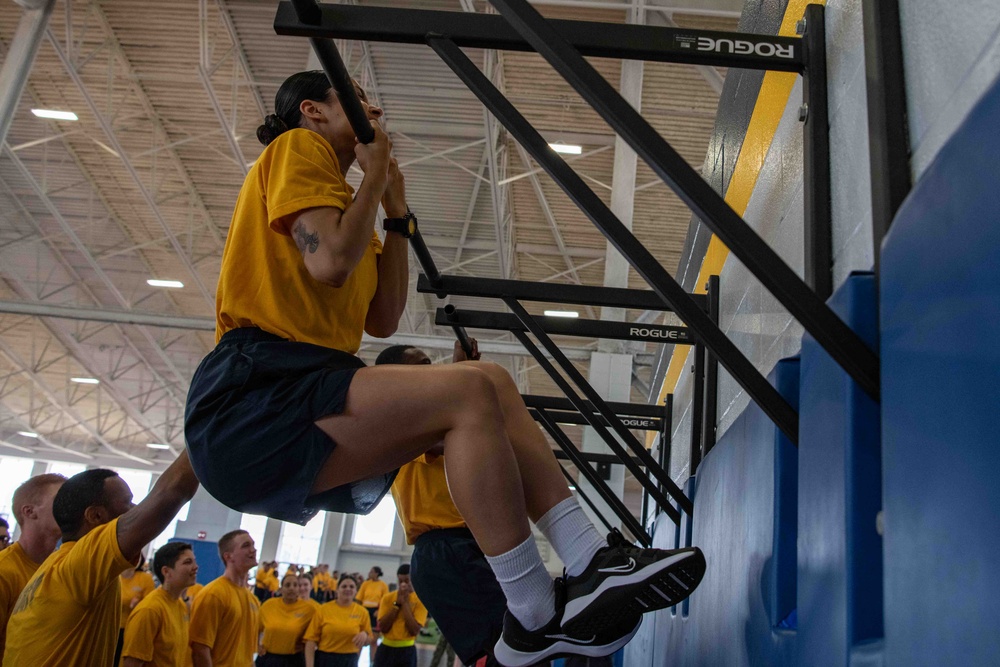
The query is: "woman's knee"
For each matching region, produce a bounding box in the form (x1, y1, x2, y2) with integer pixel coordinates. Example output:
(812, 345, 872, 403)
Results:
(448, 366, 504, 416)
(469, 361, 518, 395)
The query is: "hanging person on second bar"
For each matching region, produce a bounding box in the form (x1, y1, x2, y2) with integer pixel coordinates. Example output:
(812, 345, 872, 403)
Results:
(184, 69, 706, 665)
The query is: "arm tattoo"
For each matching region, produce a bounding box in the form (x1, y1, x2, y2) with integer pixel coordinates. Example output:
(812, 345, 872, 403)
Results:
(293, 220, 320, 254)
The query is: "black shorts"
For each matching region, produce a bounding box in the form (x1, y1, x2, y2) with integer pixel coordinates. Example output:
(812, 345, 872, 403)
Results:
(185, 327, 397, 524)
(410, 528, 508, 665)
(373, 645, 416, 667)
(315, 652, 360, 667)
(256, 653, 306, 667)
(367, 606, 380, 632)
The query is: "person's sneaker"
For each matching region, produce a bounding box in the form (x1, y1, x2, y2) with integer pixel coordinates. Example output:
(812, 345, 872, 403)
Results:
(560, 529, 706, 634)
(493, 607, 641, 667)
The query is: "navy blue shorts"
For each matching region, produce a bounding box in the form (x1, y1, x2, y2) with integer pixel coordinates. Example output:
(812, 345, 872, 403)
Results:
(372, 645, 416, 667)
(410, 528, 508, 665)
(185, 327, 397, 524)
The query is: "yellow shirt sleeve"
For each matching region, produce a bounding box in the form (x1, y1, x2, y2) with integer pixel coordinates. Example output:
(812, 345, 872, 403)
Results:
(412, 595, 428, 627)
(264, 129, 353, 235)
(304, 607, 322, 644)
(62, 519, 134, 606)
(121, 602, 160, 662)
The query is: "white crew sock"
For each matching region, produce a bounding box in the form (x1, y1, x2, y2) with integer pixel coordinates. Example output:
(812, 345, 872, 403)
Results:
(535, 496, 607, 578)
(484, 535, 557, 631)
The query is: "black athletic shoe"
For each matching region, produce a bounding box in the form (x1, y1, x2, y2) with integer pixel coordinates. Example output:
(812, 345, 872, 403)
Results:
(560, 529, 706, 634)
(493, 607, 641, 667)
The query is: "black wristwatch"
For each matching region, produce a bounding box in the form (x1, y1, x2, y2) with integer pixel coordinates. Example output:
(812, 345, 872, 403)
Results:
(383, 212, 417, 238)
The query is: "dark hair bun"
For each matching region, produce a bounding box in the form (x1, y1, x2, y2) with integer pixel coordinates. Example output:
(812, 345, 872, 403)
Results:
(256, 114, 290, 146)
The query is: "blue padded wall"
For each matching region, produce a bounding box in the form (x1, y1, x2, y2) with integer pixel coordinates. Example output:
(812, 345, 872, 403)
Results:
(627, 358, 799, 667)
(798, 273, 882, 667)
(880, 72, 1000, 666)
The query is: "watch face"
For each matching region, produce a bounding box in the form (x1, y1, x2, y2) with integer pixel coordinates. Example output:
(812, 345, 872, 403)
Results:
(407, 217, 417, 235)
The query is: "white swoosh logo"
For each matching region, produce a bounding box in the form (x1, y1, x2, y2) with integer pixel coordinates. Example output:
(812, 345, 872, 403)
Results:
(597, 557, 636, 573)
(545, 633, 598, 645)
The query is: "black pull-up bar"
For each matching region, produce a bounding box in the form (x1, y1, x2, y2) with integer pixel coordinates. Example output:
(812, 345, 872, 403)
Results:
(289, 0, 471, 356)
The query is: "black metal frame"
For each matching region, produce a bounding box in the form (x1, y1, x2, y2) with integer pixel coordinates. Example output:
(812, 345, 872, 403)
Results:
(275, 3, 803, 72)
(276, 0, 881, 526)
(536, 408, 651, 545)
(801, 4, 833, 300)
(702, 276, 721, 457)
(427, 37, 801, 443)
(439, 306, 694, 345)
(862, 0, 912, 268)
(418, 274, 707, 312)
(479, 0, 877, 398)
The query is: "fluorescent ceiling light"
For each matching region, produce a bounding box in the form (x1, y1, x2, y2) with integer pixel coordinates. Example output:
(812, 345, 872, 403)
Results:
(17, 431, 38, 438)
(147, 443, 171, 450)
(31, 108, 78, 121)
(548, 142, 582, 155)
(147, 279, 184, 288)
(71, 377, 100, 385)
(544, 310, 579, 318)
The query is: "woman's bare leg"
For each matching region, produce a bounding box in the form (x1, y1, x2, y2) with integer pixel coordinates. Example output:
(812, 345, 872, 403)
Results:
(463, 361, 571, 522)
(311, 363, 531, 556)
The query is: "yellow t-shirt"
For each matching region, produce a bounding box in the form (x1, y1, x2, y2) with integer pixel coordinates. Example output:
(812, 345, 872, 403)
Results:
(304, 601, 372, 654)
(259, 598, 317, 655)
(120, 569, 156, 629)
(2, 518, 134, 667)
(216, 127, 383, 353)
(0, 542, 39, 664)
(391, 455, 467, 544)
(121, 587, 193, 667)
(184, 583, 204, 603)
(189, 576, 260, 667)
(377, 590, 428, 647)
(314, 572, 331, 592)
(356, 579, 389, 609)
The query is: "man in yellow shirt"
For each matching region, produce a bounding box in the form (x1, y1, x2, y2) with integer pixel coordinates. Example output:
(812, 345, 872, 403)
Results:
(2, 453, 199, 666)
(381, 342, 515, 667)
(122, 541, 199, 667)
(375, 564, 427, 667)
(0, 472, 65, 664)
(190, 529, 260, 667)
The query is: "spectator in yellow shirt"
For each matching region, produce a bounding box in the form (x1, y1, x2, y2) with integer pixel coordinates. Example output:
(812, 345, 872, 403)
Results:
(258, 573, 318, 666)
(299, 574, 322, 611)
(2, 454, 199, 666)
(255, 561, 278, 604)
(122, 541, 199, 667)
(190, 529, 261, 667)
(356, 567, 388, 632)
(117, 554, 157, 663)
(0, 473, 65, 664)
(375, 565, 427, 667)
(304, 574, 372, 667)
(185, 582, 206, 610)
(0, 517, 8, 552)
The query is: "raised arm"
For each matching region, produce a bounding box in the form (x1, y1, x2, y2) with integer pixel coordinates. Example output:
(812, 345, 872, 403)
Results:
(116, 450, 199, 563)
(291, 121, 391, 288)
(365, 158, 409, 337)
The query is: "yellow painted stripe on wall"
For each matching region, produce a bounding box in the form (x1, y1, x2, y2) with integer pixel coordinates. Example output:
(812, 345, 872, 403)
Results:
(647, 0, 822, 447)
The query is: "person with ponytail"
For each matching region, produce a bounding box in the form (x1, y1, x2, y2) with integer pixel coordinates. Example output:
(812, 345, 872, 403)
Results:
(184, 70, 705, 665)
